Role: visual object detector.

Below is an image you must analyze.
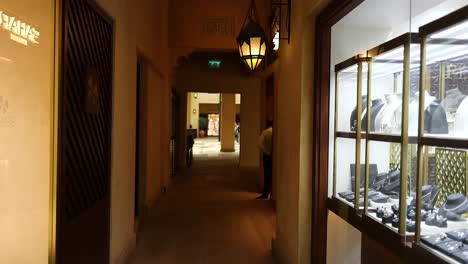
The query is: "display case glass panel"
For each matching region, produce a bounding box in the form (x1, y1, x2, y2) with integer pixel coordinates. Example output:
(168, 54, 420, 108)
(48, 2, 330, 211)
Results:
(422, 20, 468, 139)
(334, 59, 368, 208)
(370, 48, 405, 135)
(419, 145, 468, 262)
(363, 34, 420, 237)
(336, 64, 360, 133)
(366, 141, 401, 222)
(335, 137, 368, 208)
(366, 141, 419, 233)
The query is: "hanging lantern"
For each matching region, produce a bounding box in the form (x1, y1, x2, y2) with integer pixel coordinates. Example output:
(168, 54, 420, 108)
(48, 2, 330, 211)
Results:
(237, 0, 267, 71)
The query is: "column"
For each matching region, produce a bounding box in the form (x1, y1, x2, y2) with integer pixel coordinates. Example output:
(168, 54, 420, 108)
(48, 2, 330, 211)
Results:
(220, 93, 236, 152)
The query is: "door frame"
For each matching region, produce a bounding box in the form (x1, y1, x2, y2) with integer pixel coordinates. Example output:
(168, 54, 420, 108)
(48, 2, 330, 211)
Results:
(134, 60, 141, 222)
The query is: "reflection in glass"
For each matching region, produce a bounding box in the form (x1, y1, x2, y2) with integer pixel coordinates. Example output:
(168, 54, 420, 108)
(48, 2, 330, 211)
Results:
(335, 137, 358, 207)
(366, 142, 418, 234)
(423, 21, 468, 139)
(337, 64, 359, 132)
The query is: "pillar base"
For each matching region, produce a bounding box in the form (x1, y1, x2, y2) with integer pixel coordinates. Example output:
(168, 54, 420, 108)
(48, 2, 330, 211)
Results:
(220, 148, 235, 152)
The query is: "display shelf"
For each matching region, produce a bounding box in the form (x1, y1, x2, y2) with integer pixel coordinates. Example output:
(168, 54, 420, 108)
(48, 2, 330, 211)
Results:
(366, 134, 402, 143)
(335, 131, 357, 139)
(421, 137, 468, 149)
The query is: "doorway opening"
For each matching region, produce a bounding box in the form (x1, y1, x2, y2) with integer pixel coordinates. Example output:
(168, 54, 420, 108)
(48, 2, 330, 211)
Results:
(56, 1, 113, 263)
(186, 92, 241, 165)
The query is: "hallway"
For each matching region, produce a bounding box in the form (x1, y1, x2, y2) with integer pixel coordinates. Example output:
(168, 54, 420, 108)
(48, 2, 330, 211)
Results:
(129, 147, 276, 264)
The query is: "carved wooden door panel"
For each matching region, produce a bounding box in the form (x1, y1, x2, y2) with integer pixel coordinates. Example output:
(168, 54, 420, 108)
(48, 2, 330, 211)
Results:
(57, 0, 113, 263)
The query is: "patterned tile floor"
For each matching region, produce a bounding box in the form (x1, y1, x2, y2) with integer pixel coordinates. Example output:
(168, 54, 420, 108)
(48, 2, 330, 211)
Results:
(128, 138, 275, 264)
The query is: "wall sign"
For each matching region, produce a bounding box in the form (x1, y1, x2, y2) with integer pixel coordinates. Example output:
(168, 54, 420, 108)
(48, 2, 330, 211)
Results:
(202, 16, 235, 37)
(208, 60, 222, 68)
(0, 11, 40, 46)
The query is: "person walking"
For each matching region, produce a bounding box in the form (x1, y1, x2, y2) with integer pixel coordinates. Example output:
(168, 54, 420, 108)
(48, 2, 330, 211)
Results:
(257, 120, 273, 199)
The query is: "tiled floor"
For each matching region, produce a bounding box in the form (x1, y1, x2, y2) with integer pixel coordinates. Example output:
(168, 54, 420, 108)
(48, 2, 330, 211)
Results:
(192, 137, 240, 157)
(128, 138, 275, 264)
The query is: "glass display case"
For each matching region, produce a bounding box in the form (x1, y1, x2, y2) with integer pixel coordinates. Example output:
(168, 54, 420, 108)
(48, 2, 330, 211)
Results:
(327, 2, 468, 263)
(333, 56, 369, 209)
(415, 7, 468, 263)
(362, 33, 420, 237)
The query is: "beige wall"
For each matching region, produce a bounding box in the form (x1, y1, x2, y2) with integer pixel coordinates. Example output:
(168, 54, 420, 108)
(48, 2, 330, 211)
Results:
(263, 0, 333, 263)
(187, 92, 199, 130)
(94, 0, 171, 263)
(169, 0, 269, 51)
(0, 0, 54, 263)
(267, 0, 382, 263)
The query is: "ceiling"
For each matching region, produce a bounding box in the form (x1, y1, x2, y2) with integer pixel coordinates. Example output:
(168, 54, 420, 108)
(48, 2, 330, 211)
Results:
(335, 0, 446, 29)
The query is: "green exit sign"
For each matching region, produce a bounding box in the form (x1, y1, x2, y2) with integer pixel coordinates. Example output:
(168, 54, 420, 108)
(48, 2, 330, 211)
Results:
(208, 60, 222, 68)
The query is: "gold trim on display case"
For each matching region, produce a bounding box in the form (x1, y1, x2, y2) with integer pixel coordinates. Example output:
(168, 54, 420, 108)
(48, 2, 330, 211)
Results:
(333, 71, 338, 197)
(438, 62, 446, 101)
(364, 60, 372, 215)
(355, 61, 363, 209)
(415, 37, 427, 243)
(398, 41, 410, 235)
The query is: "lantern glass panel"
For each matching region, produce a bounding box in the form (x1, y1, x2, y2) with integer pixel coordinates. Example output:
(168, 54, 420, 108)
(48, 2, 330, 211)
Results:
(241, 42, 250, 57)
(250, 37, 261, 56)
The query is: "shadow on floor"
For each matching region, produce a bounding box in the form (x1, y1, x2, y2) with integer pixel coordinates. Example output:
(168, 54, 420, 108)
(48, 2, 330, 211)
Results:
(128, 149, 276, 264)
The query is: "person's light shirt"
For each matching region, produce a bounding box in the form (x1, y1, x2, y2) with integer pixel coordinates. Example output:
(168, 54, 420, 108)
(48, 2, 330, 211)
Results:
(258, 127, 272, 156)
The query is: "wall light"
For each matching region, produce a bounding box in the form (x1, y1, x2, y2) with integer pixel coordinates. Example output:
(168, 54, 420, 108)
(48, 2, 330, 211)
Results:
(237, 0, 267, 71)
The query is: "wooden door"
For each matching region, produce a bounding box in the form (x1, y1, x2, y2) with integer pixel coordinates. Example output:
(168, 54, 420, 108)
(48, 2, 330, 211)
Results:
(56, 0, 113, 263)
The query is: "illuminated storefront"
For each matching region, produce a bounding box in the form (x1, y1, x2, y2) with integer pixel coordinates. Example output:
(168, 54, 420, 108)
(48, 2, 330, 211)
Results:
(0, 1, 56, 263)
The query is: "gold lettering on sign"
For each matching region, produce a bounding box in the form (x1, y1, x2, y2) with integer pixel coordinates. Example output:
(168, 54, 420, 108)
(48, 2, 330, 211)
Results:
(0, 11, 40, 46)
(202, 16, 235, 37)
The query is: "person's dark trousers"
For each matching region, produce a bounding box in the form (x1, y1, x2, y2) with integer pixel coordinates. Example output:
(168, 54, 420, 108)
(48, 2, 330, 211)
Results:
(186, 147, 193, 167)
(262, 154, 273, 197)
